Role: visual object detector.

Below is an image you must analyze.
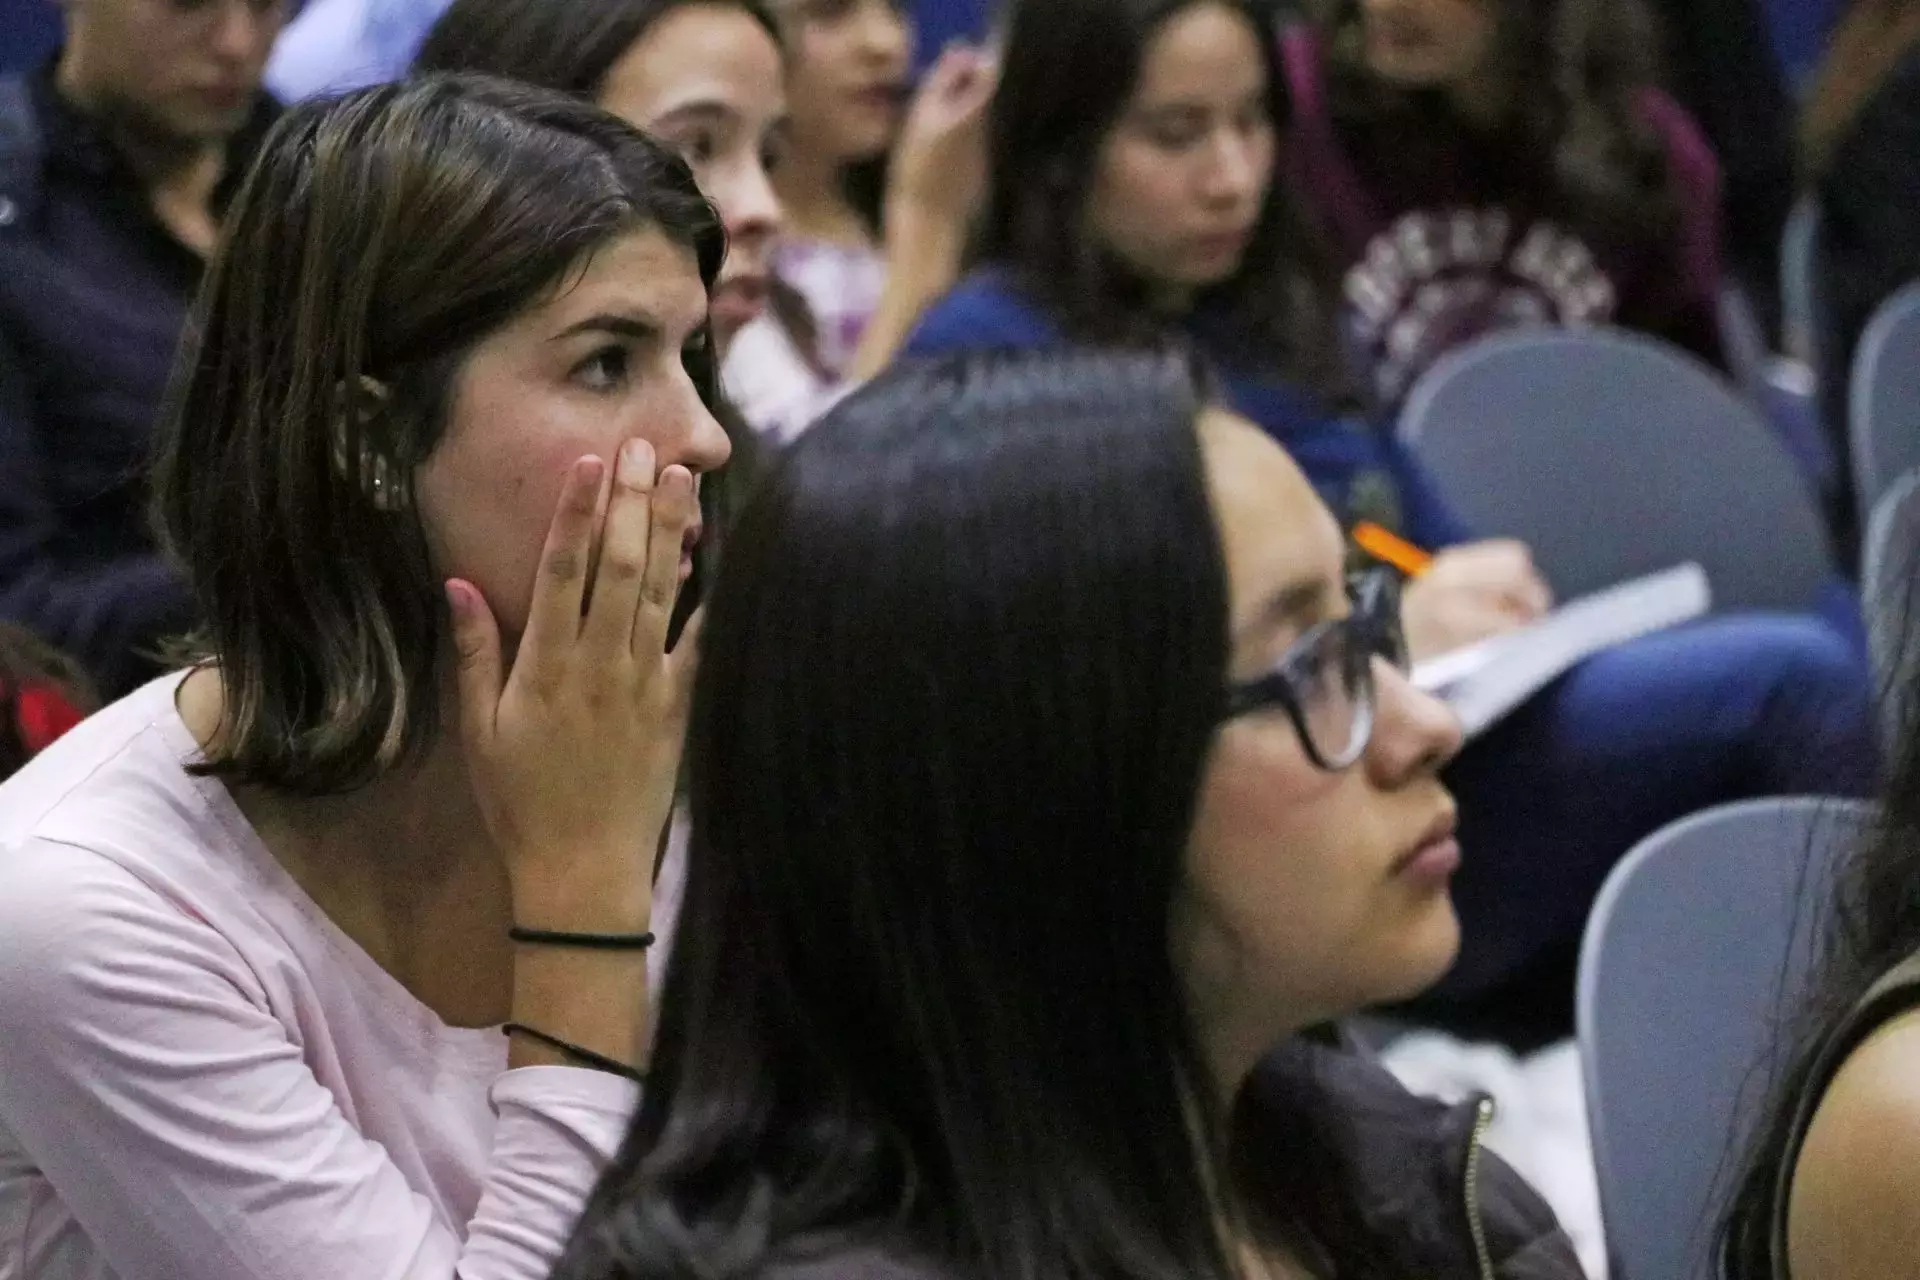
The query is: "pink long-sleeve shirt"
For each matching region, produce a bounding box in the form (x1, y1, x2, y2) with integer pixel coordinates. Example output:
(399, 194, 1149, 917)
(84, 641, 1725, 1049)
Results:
(0, 674, 642, 1280)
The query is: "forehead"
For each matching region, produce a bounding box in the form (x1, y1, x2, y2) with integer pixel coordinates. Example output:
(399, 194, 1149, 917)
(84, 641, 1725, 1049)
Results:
(527, 227, 711, 336)
(598, 3, 787, 121)
(1131, 1, 1267, 105)
(1198, 408, 1344, 630)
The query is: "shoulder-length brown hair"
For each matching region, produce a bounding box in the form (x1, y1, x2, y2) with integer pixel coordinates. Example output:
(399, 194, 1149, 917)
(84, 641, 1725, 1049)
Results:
(152, 74, 724, 797)
(1800, 0, 1920, 178)
(1310, 0, 1683, 252)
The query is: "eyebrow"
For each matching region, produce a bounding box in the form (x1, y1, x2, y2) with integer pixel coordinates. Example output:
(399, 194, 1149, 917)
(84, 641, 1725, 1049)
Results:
(551, 312, 664, 344)
(648, 100, 737, 130)
(1236, 577, 1333, 648)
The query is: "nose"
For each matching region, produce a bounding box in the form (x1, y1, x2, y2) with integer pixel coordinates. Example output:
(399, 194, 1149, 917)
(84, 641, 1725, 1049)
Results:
(1201, 126, 1267, 208)
(209, 0, 283, 65)
(852, 0, 912, 69)
(718, 155, 783, 257)
(1362, 659, 1463, 787)
(663, 373, 735, 478)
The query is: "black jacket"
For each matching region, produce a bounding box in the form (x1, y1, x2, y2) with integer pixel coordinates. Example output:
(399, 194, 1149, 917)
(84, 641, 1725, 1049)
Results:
(761, 1043, 1583, 1280)
(0, 61, 275, 695)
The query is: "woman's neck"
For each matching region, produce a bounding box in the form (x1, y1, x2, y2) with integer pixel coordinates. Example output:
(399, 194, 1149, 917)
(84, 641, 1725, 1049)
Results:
(776, 146, 875, 247)
(177, 667, 515, 1026)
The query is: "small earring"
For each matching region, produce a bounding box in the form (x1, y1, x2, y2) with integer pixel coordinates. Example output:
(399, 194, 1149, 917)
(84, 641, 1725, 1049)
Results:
(364, 447, 408, 513)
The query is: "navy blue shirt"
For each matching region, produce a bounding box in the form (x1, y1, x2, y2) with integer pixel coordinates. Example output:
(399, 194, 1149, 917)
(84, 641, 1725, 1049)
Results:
(904, 271, 1471, 549)
(0, 63, 275, 694)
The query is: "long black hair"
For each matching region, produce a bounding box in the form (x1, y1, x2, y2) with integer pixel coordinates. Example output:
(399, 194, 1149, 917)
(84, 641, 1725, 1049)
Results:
(1720, 655, 1920, 1273)
(1307, 0, 1684, 254)
(977, 0, 1346, 393)
(553, 349, 1415, 1280)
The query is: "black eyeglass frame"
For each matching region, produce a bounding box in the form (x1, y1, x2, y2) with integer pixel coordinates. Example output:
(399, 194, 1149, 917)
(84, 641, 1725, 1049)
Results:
(1221, 567, 1409, 771)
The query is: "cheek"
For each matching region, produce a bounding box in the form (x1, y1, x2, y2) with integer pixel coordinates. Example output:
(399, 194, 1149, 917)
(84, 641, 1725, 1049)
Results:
(414, 383, 626, 638)
(1182, 731, 1386, 992)
(1106, 153, 1192, 249)
(1188, 727, 1357, 927)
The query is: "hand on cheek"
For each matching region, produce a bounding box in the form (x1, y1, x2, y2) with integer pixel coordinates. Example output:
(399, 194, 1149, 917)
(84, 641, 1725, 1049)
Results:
(443, 441, 702, 927)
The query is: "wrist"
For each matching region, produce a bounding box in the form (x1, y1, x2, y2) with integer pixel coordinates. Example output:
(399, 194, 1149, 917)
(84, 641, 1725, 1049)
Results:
(884, 200, 966, 270)
(509, 880, 652, 935)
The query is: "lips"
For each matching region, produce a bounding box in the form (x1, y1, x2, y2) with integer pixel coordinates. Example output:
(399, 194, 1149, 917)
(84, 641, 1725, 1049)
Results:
(710, 274, 769, 335)
(1393, 806, 1459, 874)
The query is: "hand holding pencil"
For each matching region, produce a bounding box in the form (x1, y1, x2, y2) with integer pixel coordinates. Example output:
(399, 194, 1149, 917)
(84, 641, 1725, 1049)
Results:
(1358, 525, 1553, 661)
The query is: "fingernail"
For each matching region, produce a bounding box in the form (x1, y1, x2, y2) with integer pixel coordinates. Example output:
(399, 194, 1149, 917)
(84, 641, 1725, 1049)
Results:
(622, 437, 652, 476)
(444, 580, 470, 618)
(577, 455, 606, 486)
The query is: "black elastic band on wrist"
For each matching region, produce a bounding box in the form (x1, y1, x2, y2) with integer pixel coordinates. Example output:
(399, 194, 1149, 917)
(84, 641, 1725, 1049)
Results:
(507, 926, 655, 949)
(503, 1023, 646, 1081)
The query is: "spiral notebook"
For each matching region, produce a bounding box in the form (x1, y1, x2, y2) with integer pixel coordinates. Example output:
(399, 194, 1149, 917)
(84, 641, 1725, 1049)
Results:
(1412, 563, 1712, 739)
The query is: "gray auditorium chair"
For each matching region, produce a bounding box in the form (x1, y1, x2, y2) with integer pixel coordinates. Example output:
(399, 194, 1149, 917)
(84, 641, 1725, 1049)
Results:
(1577, 797, 1873, 1280)
(1399, 328, 1832, 610)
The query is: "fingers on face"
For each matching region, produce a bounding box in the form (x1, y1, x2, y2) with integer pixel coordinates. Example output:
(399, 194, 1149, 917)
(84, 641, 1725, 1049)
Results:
(520, 456, 607, 671)
(581, 439, 659, 653)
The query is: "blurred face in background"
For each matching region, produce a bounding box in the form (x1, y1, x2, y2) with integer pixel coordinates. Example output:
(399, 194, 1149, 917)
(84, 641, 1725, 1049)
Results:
(58, 0, 286, 142)
(599, 2, 789, 350)
(776, 0, 913, 167)
(1357, 0, 1496, 91)
(1084, 1, 1275, 298)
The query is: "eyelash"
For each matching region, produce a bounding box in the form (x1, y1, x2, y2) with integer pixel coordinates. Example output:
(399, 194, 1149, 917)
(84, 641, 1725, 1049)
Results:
(575, 346, 630, 392)
(677, 129, 720, 167)
(572, 335, 712, 393)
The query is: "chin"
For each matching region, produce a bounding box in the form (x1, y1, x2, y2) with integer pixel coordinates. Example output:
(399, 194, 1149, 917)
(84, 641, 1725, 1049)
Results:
(1377, 896, 1463, 1004)
(1363, 55, 1449, 90)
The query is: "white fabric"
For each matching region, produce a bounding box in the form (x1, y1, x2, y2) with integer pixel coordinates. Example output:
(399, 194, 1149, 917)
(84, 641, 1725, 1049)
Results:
(721, 314, 852, 445)
(0, 675, 640, 1280)
(1381, 1032, 1608, 1279)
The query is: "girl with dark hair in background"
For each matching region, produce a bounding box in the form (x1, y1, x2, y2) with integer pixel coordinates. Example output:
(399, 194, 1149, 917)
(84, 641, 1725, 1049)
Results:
(556, 347, 1585, 1280)
(719, 0, 996, 441)
(906, 0, 1877, 1047)
(1282, 0, 1727, 409)
(0, 76, 727, 1277)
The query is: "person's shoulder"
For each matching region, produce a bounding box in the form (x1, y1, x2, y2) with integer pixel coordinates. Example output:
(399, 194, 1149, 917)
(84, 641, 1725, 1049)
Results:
(1251, 1040, 1584, 1277)
(0, 675, 194, 840)
(902, 270, 1062, 358)
(1787, 1005, 1920, 1279)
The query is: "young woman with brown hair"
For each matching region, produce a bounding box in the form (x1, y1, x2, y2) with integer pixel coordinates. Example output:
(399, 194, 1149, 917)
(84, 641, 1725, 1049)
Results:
(1282, 0, 1728, 408)
(0, 74, 727, 1278)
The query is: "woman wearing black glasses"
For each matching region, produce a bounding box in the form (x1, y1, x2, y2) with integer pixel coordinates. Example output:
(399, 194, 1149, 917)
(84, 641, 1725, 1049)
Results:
(554, 348, 1582, 1280)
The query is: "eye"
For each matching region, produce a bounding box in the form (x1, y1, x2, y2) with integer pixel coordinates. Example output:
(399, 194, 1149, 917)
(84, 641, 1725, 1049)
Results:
(573, 345, 631, 392)
(1142, 114, 1208, 152)
(675, 126, 721, 168)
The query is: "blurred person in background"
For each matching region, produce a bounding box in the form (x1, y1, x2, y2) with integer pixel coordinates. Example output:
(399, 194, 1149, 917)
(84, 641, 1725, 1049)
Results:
(414, 0, 787, 359)
(1282, 0, 1727, 410)
(0, 0, 285, 696)
(1797, 0, 1920, 559)
(719, 0, 994, 442)
(0, 622, 92, 780)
